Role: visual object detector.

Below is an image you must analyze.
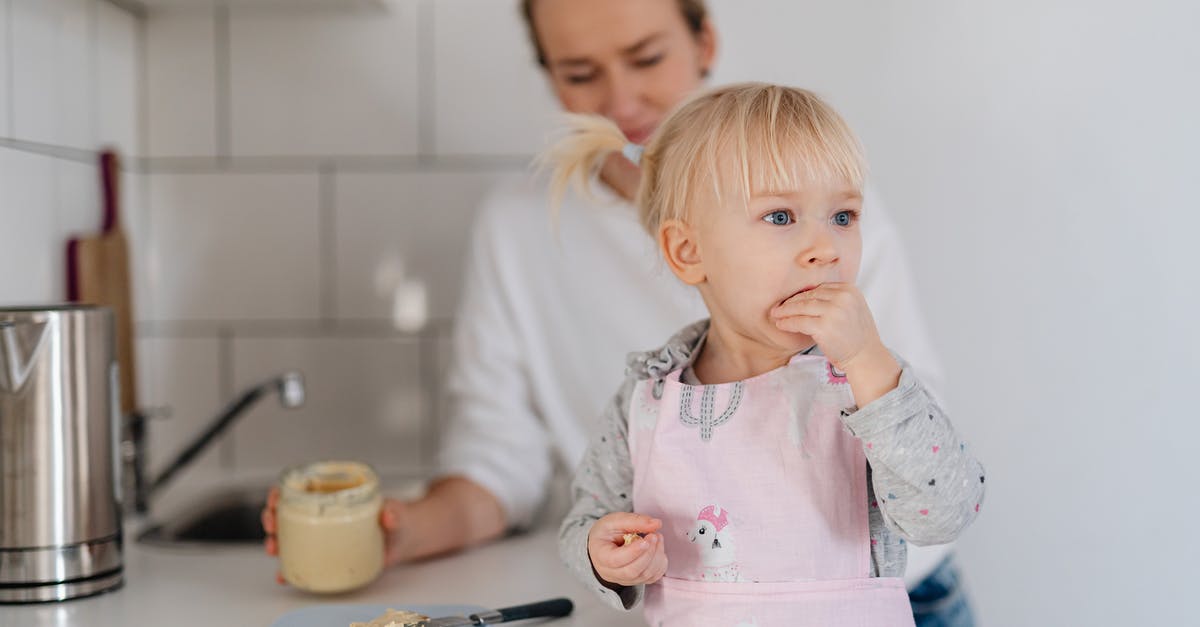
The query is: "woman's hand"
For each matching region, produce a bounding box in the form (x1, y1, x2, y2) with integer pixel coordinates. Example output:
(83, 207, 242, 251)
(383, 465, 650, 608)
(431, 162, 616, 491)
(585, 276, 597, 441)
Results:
(260, 487, 285, 584)
(771, 282, 900, 406)
(378, 498, 407, 567)
(587, 513, 668, 588)
(261, 487, 407, 584)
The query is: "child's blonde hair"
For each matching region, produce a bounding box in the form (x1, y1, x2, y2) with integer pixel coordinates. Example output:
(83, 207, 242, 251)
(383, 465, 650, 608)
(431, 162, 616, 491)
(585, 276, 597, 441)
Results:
(544, 82, 867, 236)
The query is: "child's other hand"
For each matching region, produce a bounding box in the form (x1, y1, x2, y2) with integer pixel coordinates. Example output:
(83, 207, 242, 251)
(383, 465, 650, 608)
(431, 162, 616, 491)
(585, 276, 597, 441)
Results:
(770, 282, 887, 373)
(587, 513, 668, 588)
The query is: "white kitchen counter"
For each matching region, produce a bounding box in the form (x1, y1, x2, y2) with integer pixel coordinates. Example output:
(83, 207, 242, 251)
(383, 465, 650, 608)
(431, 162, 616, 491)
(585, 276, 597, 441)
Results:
(1, 524, 642, 627)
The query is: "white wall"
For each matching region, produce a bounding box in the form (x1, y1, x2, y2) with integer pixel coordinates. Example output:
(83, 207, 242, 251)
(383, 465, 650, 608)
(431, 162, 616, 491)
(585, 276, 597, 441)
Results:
(0, 0, 140, 304)
(710, 1, 1199, 624)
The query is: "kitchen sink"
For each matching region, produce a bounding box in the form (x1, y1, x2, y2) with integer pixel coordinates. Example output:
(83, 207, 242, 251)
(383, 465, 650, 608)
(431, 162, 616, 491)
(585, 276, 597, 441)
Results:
(136, 474, 426, 546)
(137, 485, 268, 545)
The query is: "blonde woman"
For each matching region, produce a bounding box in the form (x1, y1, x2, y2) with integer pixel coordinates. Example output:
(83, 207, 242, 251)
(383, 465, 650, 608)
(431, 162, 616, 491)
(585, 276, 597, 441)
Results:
(546, 82, 984, 626)
(264, 2, 976, 623)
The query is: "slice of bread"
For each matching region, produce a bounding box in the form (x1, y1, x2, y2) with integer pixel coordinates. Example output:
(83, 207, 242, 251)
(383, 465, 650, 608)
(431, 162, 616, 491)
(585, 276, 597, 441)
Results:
(350, 608, 428, 627)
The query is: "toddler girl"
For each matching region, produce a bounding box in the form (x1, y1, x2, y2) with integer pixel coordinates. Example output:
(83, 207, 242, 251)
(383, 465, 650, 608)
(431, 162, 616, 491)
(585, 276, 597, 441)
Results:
(547, 83, 985, 627)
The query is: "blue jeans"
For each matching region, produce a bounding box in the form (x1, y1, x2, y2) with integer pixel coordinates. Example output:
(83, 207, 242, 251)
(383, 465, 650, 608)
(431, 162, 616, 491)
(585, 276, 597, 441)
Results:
(908, 554, 976, 627)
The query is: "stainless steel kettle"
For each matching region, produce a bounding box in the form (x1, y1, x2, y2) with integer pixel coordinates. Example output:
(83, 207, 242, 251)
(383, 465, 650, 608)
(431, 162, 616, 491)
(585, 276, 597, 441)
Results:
(0, 305, 123, 603)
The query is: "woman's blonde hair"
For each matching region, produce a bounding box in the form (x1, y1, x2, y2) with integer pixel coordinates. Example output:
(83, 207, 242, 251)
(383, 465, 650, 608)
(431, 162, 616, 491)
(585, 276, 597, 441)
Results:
(543, 82, 867, 236)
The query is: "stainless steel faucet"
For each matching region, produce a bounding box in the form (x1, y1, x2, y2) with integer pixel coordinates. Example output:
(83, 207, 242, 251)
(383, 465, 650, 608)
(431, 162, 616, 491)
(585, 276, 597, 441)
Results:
(125, 371, 306, 514)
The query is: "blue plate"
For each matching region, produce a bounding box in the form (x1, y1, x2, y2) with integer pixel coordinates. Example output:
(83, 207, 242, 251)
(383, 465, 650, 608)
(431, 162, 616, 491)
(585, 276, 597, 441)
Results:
(272, 604, 489, 627)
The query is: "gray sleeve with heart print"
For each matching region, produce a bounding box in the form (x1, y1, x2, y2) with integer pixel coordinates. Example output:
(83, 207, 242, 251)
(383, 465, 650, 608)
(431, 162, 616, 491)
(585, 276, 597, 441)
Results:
(843, 349, 987, 548)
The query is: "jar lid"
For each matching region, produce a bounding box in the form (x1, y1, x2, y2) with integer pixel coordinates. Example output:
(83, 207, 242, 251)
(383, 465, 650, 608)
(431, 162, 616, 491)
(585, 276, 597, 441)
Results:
(279, 460, 380, 507)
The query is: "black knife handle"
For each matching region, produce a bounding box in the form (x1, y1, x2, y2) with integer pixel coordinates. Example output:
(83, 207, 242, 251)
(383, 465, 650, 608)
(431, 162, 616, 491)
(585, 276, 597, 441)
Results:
(470, 597, 574, 624)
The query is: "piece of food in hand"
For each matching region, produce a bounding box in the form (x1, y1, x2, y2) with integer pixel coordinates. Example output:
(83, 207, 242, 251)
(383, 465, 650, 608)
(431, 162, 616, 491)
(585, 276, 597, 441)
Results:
(350, 608, 428, 627)
(622, 532, 640, 546)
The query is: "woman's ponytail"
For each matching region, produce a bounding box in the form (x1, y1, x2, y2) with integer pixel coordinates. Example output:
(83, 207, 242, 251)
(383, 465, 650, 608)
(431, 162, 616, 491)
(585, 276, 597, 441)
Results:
(538, 113, 631, 214)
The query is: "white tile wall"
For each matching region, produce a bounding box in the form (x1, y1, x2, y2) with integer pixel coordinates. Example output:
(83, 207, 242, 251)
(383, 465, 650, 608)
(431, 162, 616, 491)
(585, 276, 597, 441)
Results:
(227, 4, 419, 156)
(123, 170, 156, 323)
(0, 0, 11, 138)
(54, 158, 101, 238)
(137, 336, 224, 477)
(0, 0, 141, 310)
(146, 173, 322, 320)
(333, 171, 503, 321)
(58, 0, 93, 148)
(138, 0, 390, 11)
(229, 335, 427, 476)
(10, 0, 95, 149)
(95, 0, 139, 156)
(0, 149, 59, 305)
(135, 0, 547, 477)
(9, 0, 61, 145)
(145, 11, 216, 156)
(432, 0, 558, 155)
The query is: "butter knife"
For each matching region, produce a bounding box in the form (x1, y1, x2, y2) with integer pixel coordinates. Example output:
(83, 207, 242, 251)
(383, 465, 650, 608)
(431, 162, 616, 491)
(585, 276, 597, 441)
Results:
(408, 597, 573, 627)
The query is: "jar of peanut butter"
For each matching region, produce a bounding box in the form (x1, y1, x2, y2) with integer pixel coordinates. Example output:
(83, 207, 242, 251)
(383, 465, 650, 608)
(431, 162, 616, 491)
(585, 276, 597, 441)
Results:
(276, 460, 384, 593)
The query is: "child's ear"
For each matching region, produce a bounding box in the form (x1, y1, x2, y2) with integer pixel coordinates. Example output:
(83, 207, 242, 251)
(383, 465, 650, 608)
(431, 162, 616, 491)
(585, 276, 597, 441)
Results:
(659, 219, 705, 285)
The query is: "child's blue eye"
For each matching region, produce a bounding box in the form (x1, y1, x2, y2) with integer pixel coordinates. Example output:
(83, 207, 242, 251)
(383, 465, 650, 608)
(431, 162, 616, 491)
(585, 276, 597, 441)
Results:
(832, 210, 857, 227)
(763, 210, 793, 226)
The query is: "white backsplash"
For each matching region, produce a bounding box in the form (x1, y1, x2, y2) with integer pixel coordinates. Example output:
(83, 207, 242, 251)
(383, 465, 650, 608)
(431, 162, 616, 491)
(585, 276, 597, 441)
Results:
(0, 0, 140, 304)
(10, 0, 95, 149)
(132, 0, 558, 479)
(144, 10, 217, 157)
(145, 172, 323, 320)
(333, 171, 505, 321)
(226, 5, 421, 157)
(430, 0, 559, 156)
(136, 335, 225, 478)
(227, 334, 430, 475)
(0, 2, 9, 139)
(0, 151, 60, 304)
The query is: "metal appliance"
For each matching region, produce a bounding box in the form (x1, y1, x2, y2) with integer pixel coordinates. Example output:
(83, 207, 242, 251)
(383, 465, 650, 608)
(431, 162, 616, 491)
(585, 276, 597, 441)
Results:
(0, 305, 123, 603)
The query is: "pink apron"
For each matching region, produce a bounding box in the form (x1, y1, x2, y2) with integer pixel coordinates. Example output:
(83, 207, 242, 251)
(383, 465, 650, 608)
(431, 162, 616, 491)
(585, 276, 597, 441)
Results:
(628, 353, 914, 627)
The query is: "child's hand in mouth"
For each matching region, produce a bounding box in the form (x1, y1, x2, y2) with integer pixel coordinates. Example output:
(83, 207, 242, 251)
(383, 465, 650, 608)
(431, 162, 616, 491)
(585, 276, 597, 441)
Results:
(770, 283, 885, 372)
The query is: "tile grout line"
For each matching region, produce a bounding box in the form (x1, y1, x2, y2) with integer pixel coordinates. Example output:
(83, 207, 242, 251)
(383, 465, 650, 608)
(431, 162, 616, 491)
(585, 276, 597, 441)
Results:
(89, 0, 99, 152)
(135, 3, 149, 164)
(135, 154, 531, 175)
(213, 3, 231, 164)
(100, 0, 145, 17)
(416, 0, 435, 164)
(133, 5, 154, 323)
(217, 325, 235, 470)
(134, 318, 454, 339)
(318, 162, 337, 327)
(138, 151, 154, 322)
(6, 0, 12, 137)
(418, 332, 437, 469)
(0, 138, 100, 163)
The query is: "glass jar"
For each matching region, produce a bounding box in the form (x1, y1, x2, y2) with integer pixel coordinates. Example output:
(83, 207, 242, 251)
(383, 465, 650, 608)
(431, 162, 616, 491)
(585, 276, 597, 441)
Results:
(276, 460, 384, 593)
